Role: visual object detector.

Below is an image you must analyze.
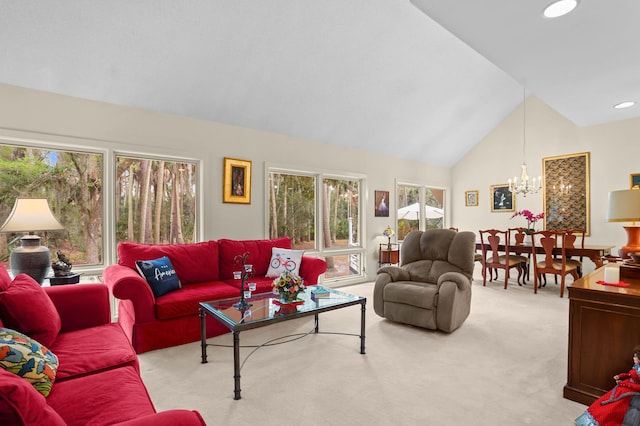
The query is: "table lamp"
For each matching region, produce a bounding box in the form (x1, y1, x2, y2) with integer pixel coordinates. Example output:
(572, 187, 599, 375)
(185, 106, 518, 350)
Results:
(606, 189, 640, 259)
(0, 198, 65, 284)
(382, 226, 395, 250)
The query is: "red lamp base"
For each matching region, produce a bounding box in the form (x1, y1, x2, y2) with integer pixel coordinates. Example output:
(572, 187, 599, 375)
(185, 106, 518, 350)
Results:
(619, 226, 640, 259)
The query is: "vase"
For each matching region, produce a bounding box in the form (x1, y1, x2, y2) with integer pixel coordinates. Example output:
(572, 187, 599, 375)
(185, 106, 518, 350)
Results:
(279, 292, 300, 303)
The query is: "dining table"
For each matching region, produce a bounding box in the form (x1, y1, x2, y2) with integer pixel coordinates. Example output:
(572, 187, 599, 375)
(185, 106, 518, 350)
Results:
(474, 242, 614, 269)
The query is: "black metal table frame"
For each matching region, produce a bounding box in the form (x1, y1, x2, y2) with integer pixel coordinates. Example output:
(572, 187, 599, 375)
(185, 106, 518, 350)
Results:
(199, 294, 366, 400)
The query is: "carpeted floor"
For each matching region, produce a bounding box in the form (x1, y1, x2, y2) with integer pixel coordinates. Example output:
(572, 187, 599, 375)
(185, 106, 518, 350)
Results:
(138, 272, 587, 425)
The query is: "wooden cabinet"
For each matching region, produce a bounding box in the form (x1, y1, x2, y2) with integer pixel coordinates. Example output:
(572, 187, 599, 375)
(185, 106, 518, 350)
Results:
(379, 243, 399, 266)
(564, 265, 640, 405)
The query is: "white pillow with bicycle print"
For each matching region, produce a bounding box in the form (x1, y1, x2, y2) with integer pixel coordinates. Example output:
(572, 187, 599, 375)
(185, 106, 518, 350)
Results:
(266, 247, 304, 277)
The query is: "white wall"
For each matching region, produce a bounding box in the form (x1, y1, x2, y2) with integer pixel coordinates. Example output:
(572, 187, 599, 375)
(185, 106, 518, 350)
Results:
(452, 95, 640, 275)
(0, 83, 450, 282)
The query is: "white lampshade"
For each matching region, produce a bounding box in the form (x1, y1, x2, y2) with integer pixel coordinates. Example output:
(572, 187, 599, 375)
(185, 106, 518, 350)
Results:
(0, 198, 64, 233)
(607, 190, 640, 223)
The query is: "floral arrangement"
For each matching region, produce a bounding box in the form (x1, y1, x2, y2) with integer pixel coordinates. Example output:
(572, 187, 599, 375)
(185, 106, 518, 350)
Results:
(272, 271, 305, 302)
(511, 209, 545, 233)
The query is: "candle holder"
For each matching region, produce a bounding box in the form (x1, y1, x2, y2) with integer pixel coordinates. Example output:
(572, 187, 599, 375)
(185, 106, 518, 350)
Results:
(232, 251, 253, 310)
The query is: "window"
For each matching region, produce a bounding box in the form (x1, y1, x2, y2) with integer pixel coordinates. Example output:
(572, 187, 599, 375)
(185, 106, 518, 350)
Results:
(0, 142, 104, 268)
(115, 155, 198, 245)
(0, 140, 201, 274)
(396, 183, 445, 241)
(268, 169, 364, 284)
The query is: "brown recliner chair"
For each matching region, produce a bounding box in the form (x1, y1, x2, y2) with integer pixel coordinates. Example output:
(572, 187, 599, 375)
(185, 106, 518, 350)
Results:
(373, 229, 475, 332)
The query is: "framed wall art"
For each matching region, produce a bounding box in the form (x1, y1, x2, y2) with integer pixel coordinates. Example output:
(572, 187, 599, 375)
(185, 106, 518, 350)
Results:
(490, 184, 515, 212)
(542, 152, 590, 234)
(631, 173, 640, 189)
(374, 190, 390, 217)
(465, 190, 478, 207)
(223, 157, 252, 204)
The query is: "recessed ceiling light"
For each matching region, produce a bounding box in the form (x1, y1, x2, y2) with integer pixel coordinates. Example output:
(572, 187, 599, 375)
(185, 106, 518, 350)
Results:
(543, 0, 579, 18)
(614, 101, 636, 109)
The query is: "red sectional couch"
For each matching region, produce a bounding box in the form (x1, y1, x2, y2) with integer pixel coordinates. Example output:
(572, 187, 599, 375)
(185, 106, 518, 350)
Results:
(104, 237, 327, 353)
(0, 265, 205, 426)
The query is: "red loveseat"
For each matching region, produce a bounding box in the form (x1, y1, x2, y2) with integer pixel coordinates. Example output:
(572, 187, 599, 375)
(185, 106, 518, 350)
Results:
(0, 265, 205, 426)
(103, 237, 327, 353)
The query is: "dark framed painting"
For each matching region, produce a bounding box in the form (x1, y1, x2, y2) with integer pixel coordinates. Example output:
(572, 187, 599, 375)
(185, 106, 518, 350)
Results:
(490, 184, 515, 212)
(223, 157, 252, 204)
(465, 190, 478, 207)
(374, 190, 390, 217)
(631, 173, 640, 189)
(542, 152, 590, 234)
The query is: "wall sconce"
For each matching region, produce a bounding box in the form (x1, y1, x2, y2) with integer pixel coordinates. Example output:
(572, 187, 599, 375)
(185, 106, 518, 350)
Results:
(0, 198, 65, 284)
(606, 189, 640, 259)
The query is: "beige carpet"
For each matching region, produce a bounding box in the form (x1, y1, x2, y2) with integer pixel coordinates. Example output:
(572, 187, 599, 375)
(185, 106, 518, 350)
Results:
(138, 272, 586, 425)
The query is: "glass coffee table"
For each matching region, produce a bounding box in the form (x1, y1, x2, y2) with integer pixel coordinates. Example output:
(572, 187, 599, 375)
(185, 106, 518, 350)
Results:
(199, 285, 366, 400)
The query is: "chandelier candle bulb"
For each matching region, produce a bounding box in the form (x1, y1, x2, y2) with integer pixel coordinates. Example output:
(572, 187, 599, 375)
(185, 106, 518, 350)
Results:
(604, 267, 620, 284)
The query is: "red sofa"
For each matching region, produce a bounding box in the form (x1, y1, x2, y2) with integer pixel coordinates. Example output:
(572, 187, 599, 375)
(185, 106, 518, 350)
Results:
(103, 237, 327, 353)
(0, 265, 205, 426)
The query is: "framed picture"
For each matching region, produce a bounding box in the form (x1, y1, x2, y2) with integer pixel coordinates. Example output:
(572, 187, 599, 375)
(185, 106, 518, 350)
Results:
(374, 190, 390, 217)
(223, 157, 252, 204)
(465, 190, 478, 207)
(631, 173, 640, 189)
(490, 184, 515, 212)
(543, 152, 590, 234)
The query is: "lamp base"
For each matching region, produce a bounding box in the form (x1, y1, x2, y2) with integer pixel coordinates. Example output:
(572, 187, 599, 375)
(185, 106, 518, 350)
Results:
(619, 226, 640, 259)
(10, 235, 51, 285)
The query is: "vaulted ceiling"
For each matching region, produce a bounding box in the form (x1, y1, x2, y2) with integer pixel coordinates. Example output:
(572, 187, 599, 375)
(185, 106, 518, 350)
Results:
(1, 1, 638, 167)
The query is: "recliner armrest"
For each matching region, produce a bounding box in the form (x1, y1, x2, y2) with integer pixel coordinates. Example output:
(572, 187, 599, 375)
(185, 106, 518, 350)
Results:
(437, 271, 472, 291)
(376, 266, 411, 282)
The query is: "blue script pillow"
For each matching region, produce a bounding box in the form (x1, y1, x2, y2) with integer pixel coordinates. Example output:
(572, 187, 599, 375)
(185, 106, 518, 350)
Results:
(135, 256, 182, 297)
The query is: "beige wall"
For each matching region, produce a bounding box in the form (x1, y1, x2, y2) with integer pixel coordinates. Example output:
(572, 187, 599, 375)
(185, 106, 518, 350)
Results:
(452, 95, 640, 275)
(0, 83, 450, 282)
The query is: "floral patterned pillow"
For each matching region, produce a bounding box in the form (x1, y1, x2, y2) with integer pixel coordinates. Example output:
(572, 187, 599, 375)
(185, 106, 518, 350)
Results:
(0, 328, 59, 397)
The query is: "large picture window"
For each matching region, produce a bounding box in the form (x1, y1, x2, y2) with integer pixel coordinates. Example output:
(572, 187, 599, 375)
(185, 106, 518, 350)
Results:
(0, 143, 104, 268)
(115, 155, 198, 245)
(396, 183, 445, 241)
(268, 169, 363, 284)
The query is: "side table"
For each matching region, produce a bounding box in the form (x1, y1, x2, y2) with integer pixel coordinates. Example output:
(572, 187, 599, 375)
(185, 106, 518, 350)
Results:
(379, 243, 399, 267)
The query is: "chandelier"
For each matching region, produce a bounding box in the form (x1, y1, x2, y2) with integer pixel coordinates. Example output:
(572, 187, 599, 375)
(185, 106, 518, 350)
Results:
(508, 89, 542, 197)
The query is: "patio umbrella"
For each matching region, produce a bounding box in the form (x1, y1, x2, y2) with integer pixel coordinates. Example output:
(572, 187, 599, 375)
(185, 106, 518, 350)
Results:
(397, 202, 444, 220)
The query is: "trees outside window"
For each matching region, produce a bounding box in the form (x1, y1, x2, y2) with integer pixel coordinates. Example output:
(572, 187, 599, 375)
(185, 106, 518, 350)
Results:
(0, 143, 103, 267)
(396, 183, 445, 241)
(268, 169, 363, 283)
(115, 155, 197, 245)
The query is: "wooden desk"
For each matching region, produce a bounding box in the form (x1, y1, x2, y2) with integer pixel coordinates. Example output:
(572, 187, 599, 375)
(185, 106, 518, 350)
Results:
(563, 265, 640, 405)
(474, 243, 613, 269)
(379, 243, 399, 266)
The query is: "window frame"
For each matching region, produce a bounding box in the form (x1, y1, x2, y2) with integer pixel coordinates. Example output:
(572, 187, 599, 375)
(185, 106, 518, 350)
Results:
(265, 163, 366, 286)
(0, 135, 110, 276)
(396, 179, 447, 242)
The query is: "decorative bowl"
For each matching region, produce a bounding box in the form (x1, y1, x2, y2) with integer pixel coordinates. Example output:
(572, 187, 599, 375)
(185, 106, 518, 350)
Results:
(630, 252, 640, 264)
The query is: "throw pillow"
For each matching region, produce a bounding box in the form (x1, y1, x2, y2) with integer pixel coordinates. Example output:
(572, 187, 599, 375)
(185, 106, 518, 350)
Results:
(0, 328, 59, 397)
(0, 274, 62, 347)
(266, 247, 304, 277)
(135, 256, 182, 298)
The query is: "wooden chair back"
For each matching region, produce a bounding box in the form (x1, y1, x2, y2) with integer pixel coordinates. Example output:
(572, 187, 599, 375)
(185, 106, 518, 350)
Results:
(530, 230, 578, 297)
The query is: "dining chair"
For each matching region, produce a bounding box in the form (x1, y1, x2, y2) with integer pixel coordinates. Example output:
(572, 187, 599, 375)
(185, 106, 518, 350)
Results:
(508, 227, 530, 282)
(531, 230, 579, 298)
(563, 228, 586, 277)
(542, 227, 586, 286)
(479, 229, 528, 289)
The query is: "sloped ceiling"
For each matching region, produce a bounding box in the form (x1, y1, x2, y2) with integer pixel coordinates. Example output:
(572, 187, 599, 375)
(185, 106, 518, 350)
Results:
(0, 1, 637, 167)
